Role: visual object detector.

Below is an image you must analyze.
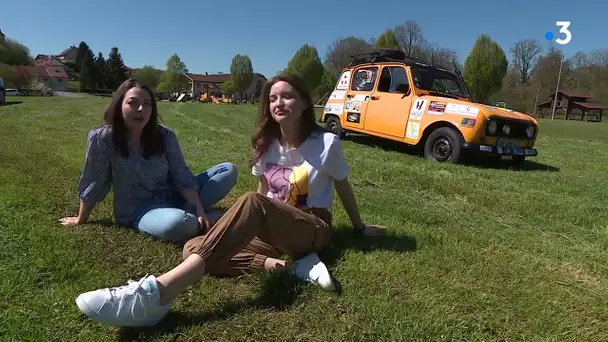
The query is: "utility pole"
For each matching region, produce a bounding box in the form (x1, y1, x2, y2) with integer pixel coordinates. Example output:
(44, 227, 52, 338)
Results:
(550, 54, 564, 120)
(532, 78, 541, 116)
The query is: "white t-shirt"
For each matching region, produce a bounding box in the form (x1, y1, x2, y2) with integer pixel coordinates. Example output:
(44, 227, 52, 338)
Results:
(252, 131, 350, 209)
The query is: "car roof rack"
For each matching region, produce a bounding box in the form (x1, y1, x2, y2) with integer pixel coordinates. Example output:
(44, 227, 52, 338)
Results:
(348, 49, 431, 68)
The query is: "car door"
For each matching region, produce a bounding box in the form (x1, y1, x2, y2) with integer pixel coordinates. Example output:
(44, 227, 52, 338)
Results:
(342, 66, 379, 131)
(363, 65, 413, 139)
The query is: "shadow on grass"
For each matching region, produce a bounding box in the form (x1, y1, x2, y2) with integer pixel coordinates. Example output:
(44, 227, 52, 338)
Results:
(319, 227, 417, 293)
(117, 271, 304, 341)
(116, 227, 416, 339)
(345, 133, 559, 172)
(468, 158, 560, 172)
(344, 133, 421, 156)
(2, 101, 23, 106)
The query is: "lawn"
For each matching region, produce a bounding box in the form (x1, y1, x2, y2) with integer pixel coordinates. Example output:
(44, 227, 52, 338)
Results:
(1, 96, 608, 341)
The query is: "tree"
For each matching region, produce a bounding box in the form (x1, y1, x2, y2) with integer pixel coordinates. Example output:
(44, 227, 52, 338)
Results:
(30, 77, 46, 93)
(0, 63, 18, 87)
(94, 52, 107, 90)
(75, 42, 90, 73)
(284, 44, 324, 92)
(324, 37, 372, 77)
(157, 54, 188, 94)
(569, 51, 589, 91)
(315, 67, 337, 98)
(533, 47, 566, 98)
(79, 46, 95, 91)
(394, 21, 425, 58)
(374, 29, 399, 50)
(107, 47, 128, 90)
(229, 54, 253, 101)
(222, 79, 235, 97)
(590, 49, 608, 67)
(135, 65, 160, 90)
(463, 34, 508, 103)
(0, 39, 34, 66)
(421, 42, 460, 71)
(510, 39, 542, 86)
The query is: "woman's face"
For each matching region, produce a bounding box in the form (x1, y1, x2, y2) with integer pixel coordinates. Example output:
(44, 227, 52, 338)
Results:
(268, 81, 306, 126)
(121, 87, 152, 131)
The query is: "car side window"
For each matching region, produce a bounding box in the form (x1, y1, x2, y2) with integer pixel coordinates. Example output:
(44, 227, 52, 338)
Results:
(351, 67, 378, 91)
(377, 66, 408, 93)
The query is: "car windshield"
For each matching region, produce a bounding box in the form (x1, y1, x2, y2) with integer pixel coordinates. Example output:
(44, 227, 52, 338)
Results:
(411, 67, 468, 98)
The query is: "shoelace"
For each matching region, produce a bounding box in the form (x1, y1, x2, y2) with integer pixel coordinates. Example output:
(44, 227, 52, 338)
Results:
(107, 277, 150, 322)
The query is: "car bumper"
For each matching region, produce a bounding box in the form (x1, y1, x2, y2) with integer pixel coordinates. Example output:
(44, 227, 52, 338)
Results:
(462, 143, 537, 156)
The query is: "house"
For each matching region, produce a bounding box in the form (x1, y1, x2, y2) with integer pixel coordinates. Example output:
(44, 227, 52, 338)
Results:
(16, 65, 69, 92)
(35, 54, 76, 78)
(56, 46, 79, 65)
(184, 72, 267, 101)
(536, 90, 608, 122)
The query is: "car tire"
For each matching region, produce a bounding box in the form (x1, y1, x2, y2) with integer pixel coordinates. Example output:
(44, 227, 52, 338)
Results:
(0, 89, 5, 105)
(326, 116, 345, 138)
(424, 127, 464, 164)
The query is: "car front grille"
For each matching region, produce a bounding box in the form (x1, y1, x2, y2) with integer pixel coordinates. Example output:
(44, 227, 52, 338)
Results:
(487, 118, 532, 139)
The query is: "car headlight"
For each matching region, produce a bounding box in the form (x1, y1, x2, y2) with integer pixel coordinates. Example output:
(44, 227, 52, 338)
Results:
(488, 121, 497, 134)
(526, 126, 535, 139)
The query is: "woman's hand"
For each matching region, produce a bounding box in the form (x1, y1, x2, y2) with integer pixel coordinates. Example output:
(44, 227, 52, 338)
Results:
(59, 216, 84, 226)
(358, 224, 387, 237)
(196, 209, 213, 232)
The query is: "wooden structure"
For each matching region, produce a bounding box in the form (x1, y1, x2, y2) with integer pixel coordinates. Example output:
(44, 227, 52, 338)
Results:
(536, 90, 608, 122)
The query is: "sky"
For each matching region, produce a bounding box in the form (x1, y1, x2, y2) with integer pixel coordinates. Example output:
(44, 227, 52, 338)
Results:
(1, 0, 604, 77)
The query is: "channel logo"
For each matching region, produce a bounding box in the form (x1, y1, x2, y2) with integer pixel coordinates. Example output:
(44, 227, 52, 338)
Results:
(545, 21, 572, 45)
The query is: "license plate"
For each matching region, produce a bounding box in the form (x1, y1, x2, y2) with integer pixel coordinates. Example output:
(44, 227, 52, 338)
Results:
(497, 139, 520, 149)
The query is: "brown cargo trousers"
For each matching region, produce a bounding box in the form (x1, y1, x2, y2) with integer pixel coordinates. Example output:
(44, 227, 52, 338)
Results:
(182, 191, 333, 277)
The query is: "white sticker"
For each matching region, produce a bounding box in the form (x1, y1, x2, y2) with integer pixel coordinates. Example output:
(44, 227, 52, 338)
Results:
(330, 91, 346, 100)
(445, 103, 479, 117)
(352, 101, 361, 113)
(353, 94, 369, 101)
(345, 98, 353, 110)
(336, 71, 351, 90)
(324, 103, 343, 115)
(406, 122, 420, 139)
(409, 98, 427, 120)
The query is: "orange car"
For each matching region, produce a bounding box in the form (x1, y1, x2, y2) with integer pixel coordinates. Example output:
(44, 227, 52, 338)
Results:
(319, 49, 539, 164)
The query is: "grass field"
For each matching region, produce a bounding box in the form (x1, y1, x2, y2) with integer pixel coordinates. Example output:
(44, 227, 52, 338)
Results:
(1, 96, 608, 341)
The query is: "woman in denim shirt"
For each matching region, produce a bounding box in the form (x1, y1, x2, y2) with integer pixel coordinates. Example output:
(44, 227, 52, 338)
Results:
(59, 79, 238, 242)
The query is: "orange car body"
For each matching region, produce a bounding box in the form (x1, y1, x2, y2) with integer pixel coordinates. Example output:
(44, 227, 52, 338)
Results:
(320, 50, 539, 163)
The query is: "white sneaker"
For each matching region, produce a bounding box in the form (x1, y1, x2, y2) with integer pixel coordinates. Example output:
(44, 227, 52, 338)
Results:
(75, 275, 170, 327)
(293, 253, 336, 291)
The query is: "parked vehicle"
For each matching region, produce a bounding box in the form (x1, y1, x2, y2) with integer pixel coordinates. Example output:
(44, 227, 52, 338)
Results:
(0, 77, 5, 105)
(5, 89, 22, 96)
(319, 49, 539, 164)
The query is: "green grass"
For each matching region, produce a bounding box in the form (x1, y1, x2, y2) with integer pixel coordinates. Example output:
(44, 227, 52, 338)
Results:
(2, 96, 608, 341)
(67, 80, 80, 92)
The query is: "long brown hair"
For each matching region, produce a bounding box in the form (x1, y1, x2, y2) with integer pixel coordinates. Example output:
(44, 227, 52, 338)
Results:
(103, 78, 165, 159)
(251, 74, 321, 165)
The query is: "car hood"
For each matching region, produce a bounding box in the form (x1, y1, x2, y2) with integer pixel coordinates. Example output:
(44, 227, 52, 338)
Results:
(424, 96, 537, 124)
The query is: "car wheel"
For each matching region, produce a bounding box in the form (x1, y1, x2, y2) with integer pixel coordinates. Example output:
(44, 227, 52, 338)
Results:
(424, 127, 464, 164)
(0, 89, 5, 105)
(326, 116, 345, 138)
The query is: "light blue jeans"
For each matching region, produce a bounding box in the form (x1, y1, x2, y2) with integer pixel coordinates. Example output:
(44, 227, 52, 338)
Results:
(135, 162, 238, 242)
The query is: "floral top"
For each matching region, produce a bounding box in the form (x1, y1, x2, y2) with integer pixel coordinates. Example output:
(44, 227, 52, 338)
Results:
(77, 124, 198, 225)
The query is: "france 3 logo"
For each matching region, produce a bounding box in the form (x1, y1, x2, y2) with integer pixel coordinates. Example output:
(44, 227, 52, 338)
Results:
(545, 21, 572, 45)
